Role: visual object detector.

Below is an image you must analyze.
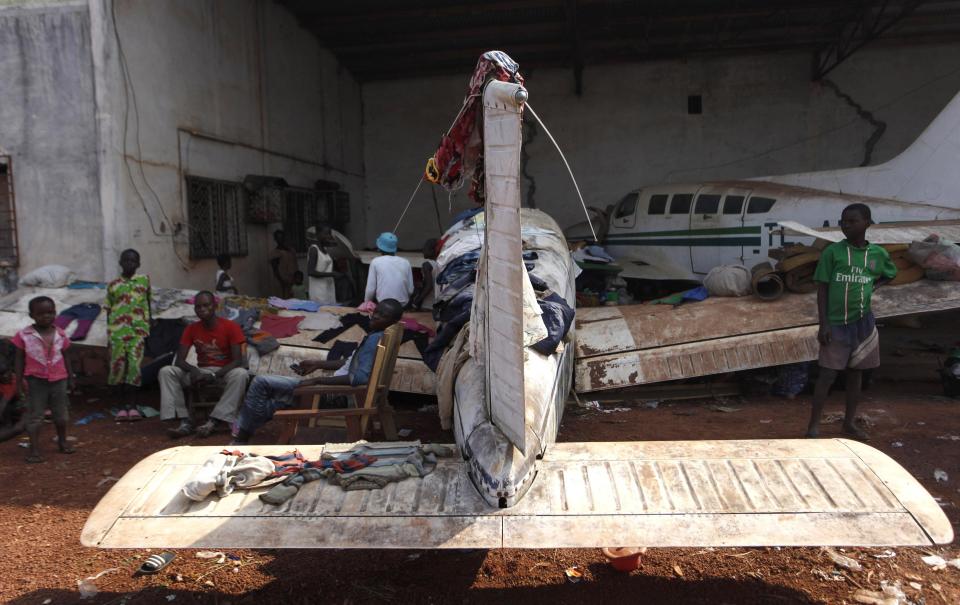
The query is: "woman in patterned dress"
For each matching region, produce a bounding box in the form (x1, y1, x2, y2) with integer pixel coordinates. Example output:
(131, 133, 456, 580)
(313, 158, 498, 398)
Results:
(106, 249, 152, 420)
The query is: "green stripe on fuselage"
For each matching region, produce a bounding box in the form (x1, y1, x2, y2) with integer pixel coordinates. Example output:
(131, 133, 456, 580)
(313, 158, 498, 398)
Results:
(606, 237, 760, 246)
(610, 225, 762, 238)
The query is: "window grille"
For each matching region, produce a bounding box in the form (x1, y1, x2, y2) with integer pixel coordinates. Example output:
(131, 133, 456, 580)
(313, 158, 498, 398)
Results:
(186, 176, 248, 259)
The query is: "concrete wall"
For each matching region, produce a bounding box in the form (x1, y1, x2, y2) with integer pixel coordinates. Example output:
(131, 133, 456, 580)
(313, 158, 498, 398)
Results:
(100, 0, 364, 295)
(0, 1, 103, 281)
(362, 44, 960, 246)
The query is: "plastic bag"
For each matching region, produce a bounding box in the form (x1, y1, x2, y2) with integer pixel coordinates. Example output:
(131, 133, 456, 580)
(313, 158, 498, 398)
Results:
(19, 264, 76, 288)
(907, 235, 960, 281)
(703, 264, 752, 297)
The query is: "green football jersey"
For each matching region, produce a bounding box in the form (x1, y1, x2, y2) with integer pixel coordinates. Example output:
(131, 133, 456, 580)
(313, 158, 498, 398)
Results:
(813, 240, 897, 325)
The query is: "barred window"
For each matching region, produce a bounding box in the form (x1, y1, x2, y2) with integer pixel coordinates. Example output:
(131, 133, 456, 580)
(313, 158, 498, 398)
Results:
(186, 176, 248, 259)
(0, 157, 18, 266)
(282, 188, 345, 253)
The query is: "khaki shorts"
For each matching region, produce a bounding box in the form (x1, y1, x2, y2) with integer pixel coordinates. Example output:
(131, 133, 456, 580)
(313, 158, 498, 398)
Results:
(25, 377, 69, 429)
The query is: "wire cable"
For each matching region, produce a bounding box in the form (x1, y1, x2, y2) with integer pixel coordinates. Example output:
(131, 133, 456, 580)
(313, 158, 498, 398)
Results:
(525, 102, 598, 242)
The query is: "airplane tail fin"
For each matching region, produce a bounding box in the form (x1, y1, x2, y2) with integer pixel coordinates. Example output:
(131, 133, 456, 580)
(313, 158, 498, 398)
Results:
(471, 80, 533, 453)
(759, 90, 960, 206)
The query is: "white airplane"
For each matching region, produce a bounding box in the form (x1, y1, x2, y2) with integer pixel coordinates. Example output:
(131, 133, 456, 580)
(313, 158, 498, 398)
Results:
(80, 53, 952, 551)
(566, 89, 960, 282)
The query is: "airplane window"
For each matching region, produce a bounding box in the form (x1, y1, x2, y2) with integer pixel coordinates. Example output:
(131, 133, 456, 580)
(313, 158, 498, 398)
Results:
(723, 195, 745, 215)
(669, 193, 693, 215)
(613, 194, 637, 219)
(694, 194, 720, 214)
(648, 194, 668, 215)
(747, 196, 776, 214)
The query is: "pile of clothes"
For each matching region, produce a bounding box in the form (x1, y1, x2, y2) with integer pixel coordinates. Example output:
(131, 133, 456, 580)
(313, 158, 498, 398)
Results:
(180, 442, 457, 504)
(421, 209, 575, 370)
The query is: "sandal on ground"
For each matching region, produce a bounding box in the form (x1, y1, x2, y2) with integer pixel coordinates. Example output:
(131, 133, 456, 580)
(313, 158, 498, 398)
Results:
(116, 409, 129, 421)
(842, 424, 870, 441)
(58, 442, 76, 454)
(25, 454, 44, 463)
(195, 420, 219, 438)
(167, 422, 194, 439)
(137, 552, 175, 575)
(126, 408, 142, 421)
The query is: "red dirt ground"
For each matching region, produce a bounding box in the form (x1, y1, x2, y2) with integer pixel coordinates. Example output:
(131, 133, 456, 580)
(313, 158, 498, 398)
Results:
(1, 318, 959, 604)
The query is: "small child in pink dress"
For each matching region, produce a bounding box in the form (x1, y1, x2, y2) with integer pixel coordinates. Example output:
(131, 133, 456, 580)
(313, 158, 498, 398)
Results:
(12, 296, 74, 463)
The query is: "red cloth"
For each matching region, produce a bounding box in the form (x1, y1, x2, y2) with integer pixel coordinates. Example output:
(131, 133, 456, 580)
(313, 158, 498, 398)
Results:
(259, 314, 304, 339)
(180, 318, 245, 367)
(430, 51, 523, 203)
(0, 379, 16, 401)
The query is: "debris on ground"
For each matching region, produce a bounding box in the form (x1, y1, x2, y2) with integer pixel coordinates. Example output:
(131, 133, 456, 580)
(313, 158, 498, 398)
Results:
(673, 563, 684, 577)
(824, 547, 862, 571)
(891, 442, 903, 448)
(934, 469, 949, 482)
(852, 581, 908, 604)
(935, 434, 960, 441)
(195, 551, 226, 564)
(95, 476, 119, 487)
(581, 400, 631, 414)
(813, 568, 845, 582)
(77, 568, 118, 599)
(564, 566, 583, 583)
(871, 549, 897, 559)
(707, 405, 740, 413)
(642, 400, 660, 409)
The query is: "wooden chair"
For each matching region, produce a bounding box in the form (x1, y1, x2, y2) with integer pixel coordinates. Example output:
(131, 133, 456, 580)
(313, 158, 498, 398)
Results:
(274, 323, 402, 443)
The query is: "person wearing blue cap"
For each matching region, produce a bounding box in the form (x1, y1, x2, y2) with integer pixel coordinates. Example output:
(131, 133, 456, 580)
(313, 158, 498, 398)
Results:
(364, 232, 414, 307)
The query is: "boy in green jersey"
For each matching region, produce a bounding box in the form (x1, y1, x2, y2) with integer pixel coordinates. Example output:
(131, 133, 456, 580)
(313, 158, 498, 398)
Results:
(806, 203, 897, 439)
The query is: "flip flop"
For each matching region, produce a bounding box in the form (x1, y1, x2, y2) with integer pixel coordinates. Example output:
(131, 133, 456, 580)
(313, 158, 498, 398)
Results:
(127, 409, 142, 421)
(137, 552, 175, 575)
(116, 409, 129, 421)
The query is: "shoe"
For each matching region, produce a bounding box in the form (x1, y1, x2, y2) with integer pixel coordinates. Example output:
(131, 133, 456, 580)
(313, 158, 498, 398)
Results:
(116, 409, 129, 421)
(138, 552, 175, 575)
(127, 408, 142, 421)
(167, 421, 194, 439)
(195, 420, 218, 438)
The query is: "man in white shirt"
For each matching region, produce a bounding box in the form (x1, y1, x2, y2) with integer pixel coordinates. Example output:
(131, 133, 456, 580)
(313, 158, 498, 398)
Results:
(364, 232, 414, 307)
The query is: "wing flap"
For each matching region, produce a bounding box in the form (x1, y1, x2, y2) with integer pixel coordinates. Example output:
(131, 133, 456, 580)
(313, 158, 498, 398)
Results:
(83, 440, 952, 549)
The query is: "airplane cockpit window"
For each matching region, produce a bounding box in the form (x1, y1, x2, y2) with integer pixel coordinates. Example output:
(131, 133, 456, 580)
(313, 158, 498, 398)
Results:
(614, 193, 637, 219)
(746, 196, 776, 214)
(648, 194, 668, 214)
(723, 195, 745, 214)
(694, 194, 720, 214)
(669, 193, 693, 215)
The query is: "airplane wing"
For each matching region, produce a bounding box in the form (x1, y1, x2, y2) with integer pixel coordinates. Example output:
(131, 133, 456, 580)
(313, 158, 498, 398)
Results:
(616, 259, 700, 282)
(575, 279, 960, 392)
(779, 219, 960, 243)
(82, 439, 951, 549)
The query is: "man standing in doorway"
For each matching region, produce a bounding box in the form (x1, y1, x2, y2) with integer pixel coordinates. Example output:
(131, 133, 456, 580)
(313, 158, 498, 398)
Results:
(269, 229, 298, 298)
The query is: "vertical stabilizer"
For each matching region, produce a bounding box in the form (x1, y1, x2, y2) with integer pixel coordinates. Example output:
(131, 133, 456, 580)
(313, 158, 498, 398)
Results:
(478, 80, 528, 452)
(758, 90, 960, 206)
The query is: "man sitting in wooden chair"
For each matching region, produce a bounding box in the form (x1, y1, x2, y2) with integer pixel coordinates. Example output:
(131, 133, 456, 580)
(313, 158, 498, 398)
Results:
(229, 299, 404, 445)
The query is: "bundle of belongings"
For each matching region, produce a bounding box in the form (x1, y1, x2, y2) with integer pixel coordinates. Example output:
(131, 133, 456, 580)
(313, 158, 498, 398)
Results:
(420, 209, 575, 371)
(181, 442, 457, 504)
(769, 241, 923, 293)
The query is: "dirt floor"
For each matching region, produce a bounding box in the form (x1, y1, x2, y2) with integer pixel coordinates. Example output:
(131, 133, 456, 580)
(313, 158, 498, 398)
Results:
(2, 317, 960, 604)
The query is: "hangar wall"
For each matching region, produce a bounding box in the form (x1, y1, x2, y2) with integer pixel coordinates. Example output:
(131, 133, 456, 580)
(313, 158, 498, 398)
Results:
(98, 0, 364, 294)
(362, 43, 960, 247)
(0, 2, 103, 281)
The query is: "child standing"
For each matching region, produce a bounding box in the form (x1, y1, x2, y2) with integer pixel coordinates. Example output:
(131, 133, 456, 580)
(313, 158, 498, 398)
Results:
(106, 249, 152, 421)
(291, 271, 308, 300)
(216, 254, 239, 295)
(806, 203, 897, 439)
(13, 296, 74, 462)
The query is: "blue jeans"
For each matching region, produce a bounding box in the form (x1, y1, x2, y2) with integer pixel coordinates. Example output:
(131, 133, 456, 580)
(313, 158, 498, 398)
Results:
(236, 375, 300, 434)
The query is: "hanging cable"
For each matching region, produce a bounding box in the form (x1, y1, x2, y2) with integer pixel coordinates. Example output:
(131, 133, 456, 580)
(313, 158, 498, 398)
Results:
(392, 177, 425, 234)
(525, 102, 598, 242)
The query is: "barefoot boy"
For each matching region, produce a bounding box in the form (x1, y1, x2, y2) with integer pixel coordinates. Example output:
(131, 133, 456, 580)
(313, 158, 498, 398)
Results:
(806, 203, 897, 439)
(13, 296, 75, 462)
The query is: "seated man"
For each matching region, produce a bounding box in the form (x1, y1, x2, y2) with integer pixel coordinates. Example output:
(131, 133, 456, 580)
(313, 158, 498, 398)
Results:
(231, 299, 403, 445)
(160, 291, 248, 438)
